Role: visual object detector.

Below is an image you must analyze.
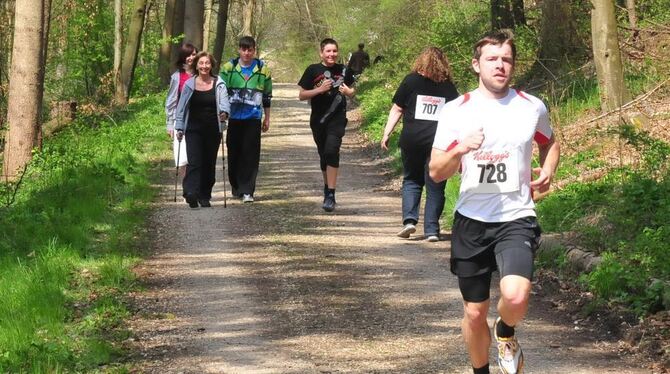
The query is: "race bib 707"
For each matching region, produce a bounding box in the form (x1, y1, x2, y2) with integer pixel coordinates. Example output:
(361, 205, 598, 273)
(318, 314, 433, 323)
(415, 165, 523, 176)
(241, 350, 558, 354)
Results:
(415, 95, 446, 121)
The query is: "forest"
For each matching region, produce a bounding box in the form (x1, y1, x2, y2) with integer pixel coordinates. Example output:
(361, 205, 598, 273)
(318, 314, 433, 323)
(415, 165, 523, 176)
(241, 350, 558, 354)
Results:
(0, 0, 668, 371)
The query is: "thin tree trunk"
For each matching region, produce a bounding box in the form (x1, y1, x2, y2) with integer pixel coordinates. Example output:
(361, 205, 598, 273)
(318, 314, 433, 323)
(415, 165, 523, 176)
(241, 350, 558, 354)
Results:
(491, 0, 514, 30)
(626, 0, 639, 42)
(539, 0, 579, 67)
(213, 0, 230, 73)
(170, 0, 185, 64)
(3, 0, 45, 180)
(241, 0, 255, 37)
(303, 0, 320, 45)
(114, 0, 124, 105)
(36, 0, 52, 149)
(203, 0, 213, 50)
(511, 0, 525, 26)
(591, 0, 630, 111)
(115, 0, 149, 105)
(184, 0, 204, 49)
(159, 0, 177, 84)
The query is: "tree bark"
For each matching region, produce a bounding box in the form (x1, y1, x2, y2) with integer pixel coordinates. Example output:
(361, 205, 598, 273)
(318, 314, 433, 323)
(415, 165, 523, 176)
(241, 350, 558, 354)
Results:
(159, 0, 177, 84)
(115, 0, 149, 105)
(539, 0, 579, 67)
(36, 0, 52, 149)
(491, 0, 514, 30)
(184, 0, 204, 49)
(511, 0, 525, 26)
(203, 0, 213, 50)
(114, 0, 123, 101)
(241, 0, 255, 37)
(3, 0, 45, 180)
(591, 0, 630, 111)
(170, 0, 185, 65)
(213, 0, 230, 73)
(626, 0, 639, 42)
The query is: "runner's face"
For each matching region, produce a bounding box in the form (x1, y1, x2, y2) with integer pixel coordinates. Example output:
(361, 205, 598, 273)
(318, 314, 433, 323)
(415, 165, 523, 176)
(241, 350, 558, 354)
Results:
(239, 46, 255, 65)
(197, 56, 212, 76)
(472, 43, 514, 98)
(185, 50, 197, 66)
(320, 44, 338, 67)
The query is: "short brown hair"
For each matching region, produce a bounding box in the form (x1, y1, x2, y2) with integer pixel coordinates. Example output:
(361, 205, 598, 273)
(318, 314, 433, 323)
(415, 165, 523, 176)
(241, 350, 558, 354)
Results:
(412, 47, 453, 83)
(473, 29, 516, 62)
(191, 51, 218, 77)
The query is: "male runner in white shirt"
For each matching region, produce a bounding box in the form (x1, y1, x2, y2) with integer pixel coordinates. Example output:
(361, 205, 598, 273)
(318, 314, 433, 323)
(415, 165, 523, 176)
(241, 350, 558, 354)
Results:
(429, 30, 560, 374)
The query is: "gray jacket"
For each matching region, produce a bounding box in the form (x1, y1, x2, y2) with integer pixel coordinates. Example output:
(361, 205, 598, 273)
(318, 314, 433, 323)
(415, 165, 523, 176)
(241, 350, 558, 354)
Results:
(165, 71, 185, 132)
(175, 75, 231, 133)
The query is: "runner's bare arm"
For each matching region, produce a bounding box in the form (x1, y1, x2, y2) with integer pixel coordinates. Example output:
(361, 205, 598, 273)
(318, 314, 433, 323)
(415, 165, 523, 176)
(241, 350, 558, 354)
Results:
(339, 83, 355, 97)
(381, 104, 403, 151)
(429, 128, 484, 182)
(531, 136, 560, 193)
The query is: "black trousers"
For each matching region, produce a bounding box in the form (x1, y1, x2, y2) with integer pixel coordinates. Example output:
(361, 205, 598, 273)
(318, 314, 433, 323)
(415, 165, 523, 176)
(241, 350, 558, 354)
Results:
(183, 126, 221, 200)
(226, 118, 261, 196)
(310, 114, 347, 171)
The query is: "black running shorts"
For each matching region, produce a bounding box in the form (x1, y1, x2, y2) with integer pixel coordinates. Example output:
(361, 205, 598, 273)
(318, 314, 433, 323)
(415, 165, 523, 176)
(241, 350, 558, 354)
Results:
(451, 211, 541, 302)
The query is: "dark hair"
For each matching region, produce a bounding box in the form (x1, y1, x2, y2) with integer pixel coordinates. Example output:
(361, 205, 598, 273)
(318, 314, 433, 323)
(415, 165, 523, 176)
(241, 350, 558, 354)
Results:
(239, 36, 256, 49)
(473, 29, 516, 62)
(191, 51, 218, 77)
(358, 43, 364, 49)
(175, 43, 197, 70)
(320, 38, 338, 51)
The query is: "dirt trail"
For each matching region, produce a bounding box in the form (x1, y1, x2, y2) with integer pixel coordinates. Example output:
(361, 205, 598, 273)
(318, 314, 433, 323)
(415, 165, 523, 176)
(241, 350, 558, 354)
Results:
(130, 84, 650, 373)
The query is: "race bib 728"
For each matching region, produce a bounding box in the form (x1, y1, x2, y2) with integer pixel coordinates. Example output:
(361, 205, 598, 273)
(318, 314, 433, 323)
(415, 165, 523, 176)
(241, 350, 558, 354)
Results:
(415, 95, 446, 121)
(461, 148, 520, 194)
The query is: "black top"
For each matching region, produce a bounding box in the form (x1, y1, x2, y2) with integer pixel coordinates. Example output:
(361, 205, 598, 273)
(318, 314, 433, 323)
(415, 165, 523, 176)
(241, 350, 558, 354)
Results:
(348, 50, 370, 73)
(188, 85, 218, 131)
(392, 72, 459, 148)
(298, 63, 355, 118)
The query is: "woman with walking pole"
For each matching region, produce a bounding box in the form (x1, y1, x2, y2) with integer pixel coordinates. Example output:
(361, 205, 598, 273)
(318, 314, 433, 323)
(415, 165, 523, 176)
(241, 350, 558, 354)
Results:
(175, 51, 230, 208)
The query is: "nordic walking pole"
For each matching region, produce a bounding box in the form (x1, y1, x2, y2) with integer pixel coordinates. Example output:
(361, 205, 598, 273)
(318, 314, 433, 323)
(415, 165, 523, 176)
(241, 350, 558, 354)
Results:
(220, 126, 227, 208)
(173, 133, 183, 202)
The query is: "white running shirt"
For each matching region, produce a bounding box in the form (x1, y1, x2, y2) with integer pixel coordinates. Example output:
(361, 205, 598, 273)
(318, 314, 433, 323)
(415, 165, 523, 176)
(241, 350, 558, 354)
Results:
(432, 89, 553, 222)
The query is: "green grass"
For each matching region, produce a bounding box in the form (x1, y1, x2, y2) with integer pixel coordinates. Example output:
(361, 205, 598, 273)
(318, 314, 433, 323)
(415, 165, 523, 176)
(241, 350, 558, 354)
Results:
(0, 94, 166, 372)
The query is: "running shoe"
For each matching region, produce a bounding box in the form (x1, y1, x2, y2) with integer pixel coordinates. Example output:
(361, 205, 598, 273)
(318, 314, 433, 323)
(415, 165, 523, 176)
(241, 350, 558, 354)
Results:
(322, 194, 335, 212)
(242, 194, 254, 203)
(199, 199, 211, 207)
(426, 234, 440, 242)
(185, 195, 199, 209)
(494, 317, 524, 374)
(397, 223, 416, 238)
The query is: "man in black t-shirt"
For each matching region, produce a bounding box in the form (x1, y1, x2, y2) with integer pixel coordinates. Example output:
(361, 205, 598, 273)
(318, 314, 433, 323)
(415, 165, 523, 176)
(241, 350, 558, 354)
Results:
(298, 38, 355, 212)
(347, 43, 370, 76)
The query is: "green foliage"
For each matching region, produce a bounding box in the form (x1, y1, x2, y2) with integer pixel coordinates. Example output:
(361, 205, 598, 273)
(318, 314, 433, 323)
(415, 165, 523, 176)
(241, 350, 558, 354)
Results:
(0, 95, 165, 371)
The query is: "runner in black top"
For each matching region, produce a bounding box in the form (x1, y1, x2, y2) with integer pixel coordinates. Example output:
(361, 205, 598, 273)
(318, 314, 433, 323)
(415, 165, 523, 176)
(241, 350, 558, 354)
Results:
(381, 47, 459, 241)
(298, 38, 355, 212)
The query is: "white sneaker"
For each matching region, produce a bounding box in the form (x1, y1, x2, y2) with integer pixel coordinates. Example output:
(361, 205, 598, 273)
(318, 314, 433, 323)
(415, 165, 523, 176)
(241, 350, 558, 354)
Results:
(397, 223, 416, 238)
(242, 194, 254, 203)
(426, 235, 439, 242)
(494, 317, 524, 374)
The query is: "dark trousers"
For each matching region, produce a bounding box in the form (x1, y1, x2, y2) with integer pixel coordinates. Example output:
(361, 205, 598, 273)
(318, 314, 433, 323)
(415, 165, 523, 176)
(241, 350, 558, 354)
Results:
(401, 144, 446, 235)
(183, 127, 221, 200)
(310, 114, 347, 171)
(226, 119, 261, 196)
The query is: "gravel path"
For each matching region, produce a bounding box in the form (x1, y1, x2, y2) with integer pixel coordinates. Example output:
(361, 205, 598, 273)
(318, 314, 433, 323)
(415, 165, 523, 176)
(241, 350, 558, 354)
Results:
(129, 84, 650, 373)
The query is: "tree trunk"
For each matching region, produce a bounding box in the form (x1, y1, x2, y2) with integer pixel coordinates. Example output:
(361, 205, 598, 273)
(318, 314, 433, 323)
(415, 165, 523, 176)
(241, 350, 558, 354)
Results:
(159, 0, 177, 84)
(3, 0, 45, 180)
(213, 0, 230, 73)
(591, 0, 630, 111)
(203, 0, 213, 50)
(539, 0, 579, 68)
(626, 0, 639, 42)
(114, 0, 124, 105)
(511, 0, 525, 26)
(491, 0, 514, 30)
(170, 0, 185, 65)
(115, 0, 149, 105)
(184, 0, 204, 49)
(36, 0, 52, 149)
(241, 0, 255, 37)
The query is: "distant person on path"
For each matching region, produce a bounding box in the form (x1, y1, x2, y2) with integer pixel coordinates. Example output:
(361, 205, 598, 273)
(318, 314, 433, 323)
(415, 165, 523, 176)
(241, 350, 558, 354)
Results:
(381, 47, 459, 242)
(429, 30, 560, 374)
(298, 38, 355, 212)
(165, 43, 198, 176)
(175, 52, 230, 208)
(347, 42, 370, 77)
(220, 36, 272, 203)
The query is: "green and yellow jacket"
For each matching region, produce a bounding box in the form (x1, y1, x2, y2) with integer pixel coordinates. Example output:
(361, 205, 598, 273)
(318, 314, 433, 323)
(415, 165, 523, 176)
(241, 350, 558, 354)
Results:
(219, 58, 272, 120)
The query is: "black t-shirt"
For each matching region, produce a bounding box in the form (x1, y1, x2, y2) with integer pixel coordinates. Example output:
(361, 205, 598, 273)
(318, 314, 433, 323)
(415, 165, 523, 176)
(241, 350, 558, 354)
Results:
(392, 72, 459, 148)
(188, 85, 218, 131)
(298, 63, 355, 118)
